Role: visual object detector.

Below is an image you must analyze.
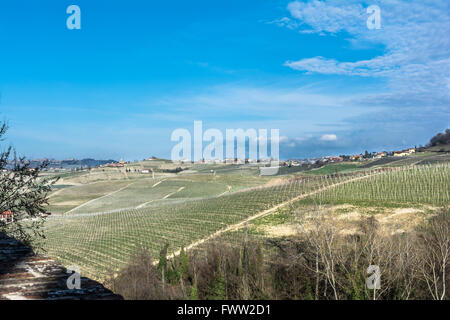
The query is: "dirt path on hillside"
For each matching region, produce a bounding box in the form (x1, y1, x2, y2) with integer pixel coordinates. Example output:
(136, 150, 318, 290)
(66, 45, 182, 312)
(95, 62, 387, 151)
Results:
(152, 179, 166, 188)
(162, 186, 185, 199)
(61, 177, 164, 215)
(160, 172, 380, 263)
(64, 182, 137, 215)
(135, 186, 185, 209)
(217, 185, 232, 197)
(48, 180, 101, 198)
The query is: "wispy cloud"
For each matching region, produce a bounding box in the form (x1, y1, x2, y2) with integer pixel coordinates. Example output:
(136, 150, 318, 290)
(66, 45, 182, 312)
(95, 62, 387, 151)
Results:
(320, 133, 337, 141)
(153, 84, 354, 118)
(282, 0, 450, 108)
(265, 17, 299, 30)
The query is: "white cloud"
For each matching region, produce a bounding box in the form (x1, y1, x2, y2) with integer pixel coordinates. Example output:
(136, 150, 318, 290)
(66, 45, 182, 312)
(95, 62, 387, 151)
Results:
(287, 0, 364, 34)
(320, 134, 337, 141)
(266, 17, 299, 30)
(284, 55, 400, 77)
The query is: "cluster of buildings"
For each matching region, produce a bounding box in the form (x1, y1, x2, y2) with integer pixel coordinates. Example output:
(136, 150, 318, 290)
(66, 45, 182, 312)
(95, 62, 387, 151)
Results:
(100, 158, 126, 168)
(101, 163, 125, 168)
(222, 158, 271, 164)
(347, 151, 388, 161)
(348, 148, 415, 161)
(180, 147, 417, 168)
(0, 211, 14, 224)
(393, 148, 416, 157)
(284, 147, 416, 167)
(177, 158, 273, 165)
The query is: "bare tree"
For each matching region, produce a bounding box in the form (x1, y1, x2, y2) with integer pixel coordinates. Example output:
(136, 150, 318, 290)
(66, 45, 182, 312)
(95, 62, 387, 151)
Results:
(417, 208, 449, 300)
(296, 206, 342, 300)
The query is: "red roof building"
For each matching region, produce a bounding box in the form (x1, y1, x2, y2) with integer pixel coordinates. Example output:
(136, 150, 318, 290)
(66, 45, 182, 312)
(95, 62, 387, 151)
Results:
(0, 211, 14, 224)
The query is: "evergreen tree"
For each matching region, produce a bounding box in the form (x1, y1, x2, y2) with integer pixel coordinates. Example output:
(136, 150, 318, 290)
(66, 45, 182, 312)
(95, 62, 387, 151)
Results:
(158, 243, 169, 277)
(190, 282, 199, 300)
(207, 257, 226, 300)
(179, 246, 190, 278)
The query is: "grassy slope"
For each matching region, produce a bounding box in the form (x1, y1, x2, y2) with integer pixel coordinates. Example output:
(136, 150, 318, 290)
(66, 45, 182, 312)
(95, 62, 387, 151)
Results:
(47, 173, 271, 215)
(304, 162, 361, 175)
(47, 180, 132, 214)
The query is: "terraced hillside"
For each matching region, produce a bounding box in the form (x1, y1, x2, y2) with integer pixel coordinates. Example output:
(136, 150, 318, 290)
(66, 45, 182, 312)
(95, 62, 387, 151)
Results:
(40, 163, 449, 283)
(41, 170, 372, 280)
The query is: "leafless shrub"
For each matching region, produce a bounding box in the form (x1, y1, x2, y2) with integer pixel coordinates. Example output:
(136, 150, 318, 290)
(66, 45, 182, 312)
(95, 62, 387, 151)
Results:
(108, 247, 183, 300)
(111, 208, 449, 300)
(416, 207, 449, 300)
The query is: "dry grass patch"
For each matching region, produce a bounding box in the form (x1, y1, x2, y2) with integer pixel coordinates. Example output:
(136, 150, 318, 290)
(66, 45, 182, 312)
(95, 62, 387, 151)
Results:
(251, 204, 434, 238)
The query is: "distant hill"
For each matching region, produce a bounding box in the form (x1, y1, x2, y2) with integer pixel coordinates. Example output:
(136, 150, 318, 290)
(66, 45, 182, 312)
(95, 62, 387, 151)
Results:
(26, 158, 117, 169)
(60, 158, 117, 167)
(421, 144, 450, 153)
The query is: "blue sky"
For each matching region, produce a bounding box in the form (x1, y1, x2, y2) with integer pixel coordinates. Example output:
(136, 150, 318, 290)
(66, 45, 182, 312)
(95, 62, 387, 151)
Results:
(0, 0, 448, 160)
